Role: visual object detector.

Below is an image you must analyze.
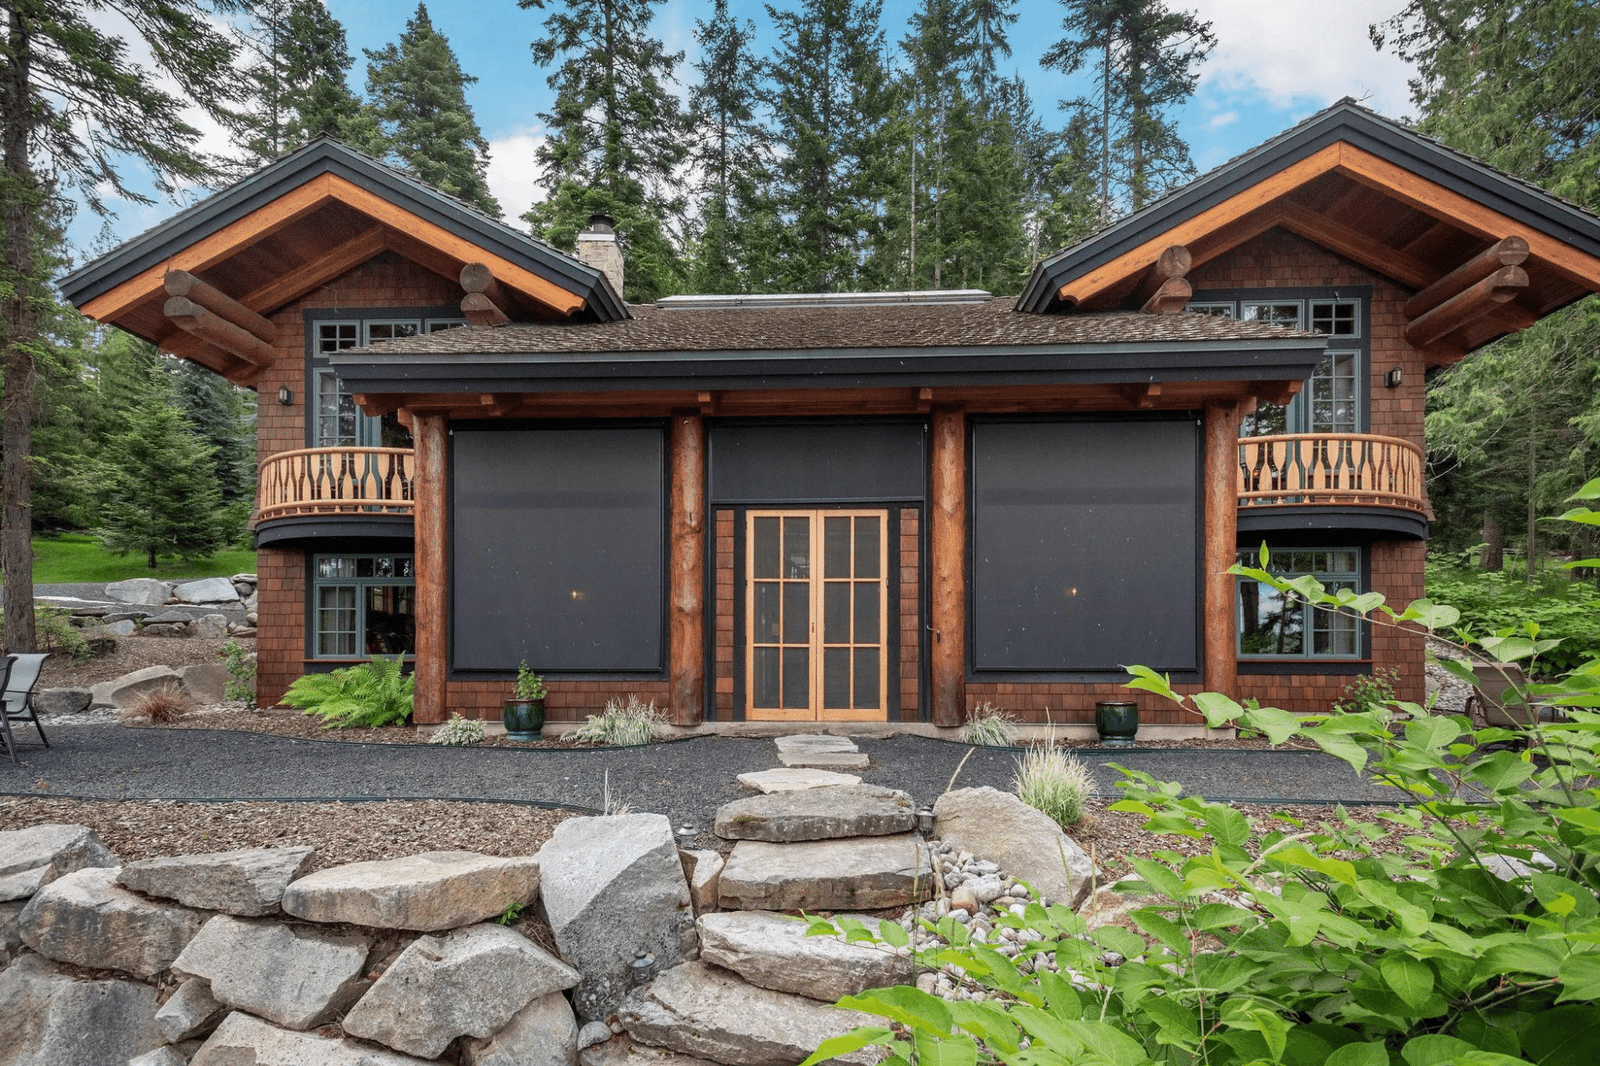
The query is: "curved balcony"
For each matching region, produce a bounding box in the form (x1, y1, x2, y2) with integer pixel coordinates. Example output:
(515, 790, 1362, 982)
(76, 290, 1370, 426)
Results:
(1237, 433, 1430, 539)
(253, 447, 415, 546)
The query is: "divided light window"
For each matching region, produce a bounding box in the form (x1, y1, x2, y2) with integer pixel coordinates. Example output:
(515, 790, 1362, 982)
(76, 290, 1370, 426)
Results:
(1190, 296, 1363, 436)
(310, 318, 464, 448)
(1236, 547, 1362, 659)
(312, 554, 416, 658)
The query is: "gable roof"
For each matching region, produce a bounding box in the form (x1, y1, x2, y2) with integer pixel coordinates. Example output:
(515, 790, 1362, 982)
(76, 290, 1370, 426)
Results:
(1019, 100, 1600, 361)
(58, 137, 626, 383)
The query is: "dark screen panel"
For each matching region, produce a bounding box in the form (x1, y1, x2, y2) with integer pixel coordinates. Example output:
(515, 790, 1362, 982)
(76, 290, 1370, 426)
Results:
(711, 423, 924, 502)
(971, 419, 1198, 672)
(452, 427, 664, 672)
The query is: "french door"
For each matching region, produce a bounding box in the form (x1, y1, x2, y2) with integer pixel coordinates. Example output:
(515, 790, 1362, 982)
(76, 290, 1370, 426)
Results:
(746, 510, 889, 721)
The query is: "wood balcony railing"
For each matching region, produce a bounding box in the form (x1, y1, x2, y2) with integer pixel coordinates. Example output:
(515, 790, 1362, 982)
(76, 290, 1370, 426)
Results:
(255, 447, 414, 524)
(1237, 433, 1427, 514)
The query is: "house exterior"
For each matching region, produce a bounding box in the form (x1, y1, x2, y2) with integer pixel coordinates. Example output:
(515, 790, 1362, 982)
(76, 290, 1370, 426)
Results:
(60, 101, 1600, 730)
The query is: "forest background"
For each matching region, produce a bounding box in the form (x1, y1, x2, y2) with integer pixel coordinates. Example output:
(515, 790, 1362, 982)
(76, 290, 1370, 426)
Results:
(2, 0, 1598, 650)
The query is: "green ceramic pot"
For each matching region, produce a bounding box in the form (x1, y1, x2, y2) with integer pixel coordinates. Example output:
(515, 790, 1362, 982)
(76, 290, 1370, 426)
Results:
(1094, 701, 1139, 747)
(502, 699, 546, 742)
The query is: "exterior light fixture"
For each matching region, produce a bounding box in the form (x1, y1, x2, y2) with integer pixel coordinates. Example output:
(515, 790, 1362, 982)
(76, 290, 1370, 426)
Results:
(1384, 367, 1403, 388)
(278, 385, 294, 405)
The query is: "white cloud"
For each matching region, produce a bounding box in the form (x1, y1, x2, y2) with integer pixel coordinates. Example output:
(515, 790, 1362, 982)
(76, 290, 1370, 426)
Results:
(485, 130, 547, 223)
(1208, 110, 1240, 129)
(1193, 0, 1416, 116)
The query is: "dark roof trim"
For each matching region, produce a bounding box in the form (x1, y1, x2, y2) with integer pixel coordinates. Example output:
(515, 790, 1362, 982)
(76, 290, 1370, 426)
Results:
(1019, 101, 1600, 314)
(331, 337, 1329, 396)
(58, 137, 627, 323)
(253, 514, 415, 549)
(1238, 505, 1428, 541)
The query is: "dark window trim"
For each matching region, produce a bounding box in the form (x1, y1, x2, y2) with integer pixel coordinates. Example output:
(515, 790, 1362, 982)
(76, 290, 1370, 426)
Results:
(305, 551, 416, 660)
(1238, 661, 1373, 676)
(302, 305, 463, 448)
(1235, 544, 1371, 661)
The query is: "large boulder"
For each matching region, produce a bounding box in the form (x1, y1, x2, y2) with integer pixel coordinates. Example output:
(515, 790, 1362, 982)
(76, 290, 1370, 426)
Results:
(0, 954, 163, 1066)
(190, 1012, 434, 1066)
(89, 665, 182, 710)
(0, 823, 117, 902)
(174, 577, 241, 605)
(154, 977, 230, 1043)
(192, 614, 231, 640)
(464, 992, 579, 1066)
(342, 923, 581, 1059)
(933, 786, 1098, 909)
(718, 835, 934, 912)
(714, 785, 916, 841)
(281, 851, 540, 931)
(172, 915, 370, 1030)
(18, 866, 206, 978)
(618, 961, 881, 1066)
(118, 845, 315, 916)
(104, 578, 174, 606)
(697, 911, 914, 1002)
(33, 689, 90, 717)
(535, 814, 697, 1023)
(180, 662, 232, 702)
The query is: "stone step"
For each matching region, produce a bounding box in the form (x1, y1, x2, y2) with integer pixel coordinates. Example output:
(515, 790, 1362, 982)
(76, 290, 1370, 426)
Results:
(772, 734, 868, 769)
(718, 834, 935, 911)
(735, 768, 861, 794)
(698, 911, 913, 1002)
(618, 960, 882, 1066)
(773, 734, 858, 755)
(714, 785, 915, 842)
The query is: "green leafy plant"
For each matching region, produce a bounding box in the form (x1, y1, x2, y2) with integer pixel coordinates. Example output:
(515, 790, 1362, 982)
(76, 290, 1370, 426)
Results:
(218, 639, 256, 706)
(281, 656, 413, 729)
(427, 714, 485, 746)
(1330, 665, 1398, 716)
(566, 694, 664, 746)
(2, 605, 93, 661)
(494, 901, 524, 926)
(513, 661, 547, 701)
(960, 702, 1018, 746)
(1012, 743, 1091, 829)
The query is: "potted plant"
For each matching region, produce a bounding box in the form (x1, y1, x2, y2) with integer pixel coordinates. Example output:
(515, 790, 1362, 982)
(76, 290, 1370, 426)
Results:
(1094, 700, 1139, 747)
(502, 661, 547, 741)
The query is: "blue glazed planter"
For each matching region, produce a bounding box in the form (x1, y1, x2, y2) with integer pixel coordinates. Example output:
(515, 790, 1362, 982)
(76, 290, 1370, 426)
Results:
(1094, 701, 1139, 747)
(502, 699, 546, 741)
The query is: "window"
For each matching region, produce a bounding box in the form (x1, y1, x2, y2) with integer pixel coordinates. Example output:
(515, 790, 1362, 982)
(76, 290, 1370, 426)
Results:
(309, 317, 464, 448)
(1237, 548, 1361, 658)
(1191, 294, 1364, 436)
(312, 555, 416, 657)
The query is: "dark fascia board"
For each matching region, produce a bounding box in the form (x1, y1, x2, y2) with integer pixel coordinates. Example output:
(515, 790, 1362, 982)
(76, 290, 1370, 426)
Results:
(331, 336, 1329, 395)
(1238, 505, 1428, 541)
(1019, 102, 1600, 314)
(254, 514, 415, 549)
(58, 137, 627, 323)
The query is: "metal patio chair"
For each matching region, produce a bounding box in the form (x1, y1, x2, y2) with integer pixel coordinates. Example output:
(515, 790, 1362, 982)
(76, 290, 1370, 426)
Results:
(0, 653, 49, 765)
(1465, 661, 1567, 730)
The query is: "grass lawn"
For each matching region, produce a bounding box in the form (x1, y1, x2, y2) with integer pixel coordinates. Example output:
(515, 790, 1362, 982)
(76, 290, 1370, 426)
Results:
(30, 534, 257, 585)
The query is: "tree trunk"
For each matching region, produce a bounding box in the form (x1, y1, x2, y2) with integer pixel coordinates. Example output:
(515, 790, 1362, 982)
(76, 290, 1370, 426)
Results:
(1480, 516, 1504, 572)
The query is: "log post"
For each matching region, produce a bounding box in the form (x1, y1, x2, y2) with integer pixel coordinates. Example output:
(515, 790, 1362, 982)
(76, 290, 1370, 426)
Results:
(460, 262, 512, 326)
(164, 297, 275, 366)
(669, 412, 706, 725)
(929, 407, 966, 728)
(1203, 401, 1242, 700)
(412, 411, 449, 725)
(163, 270, 276, 343)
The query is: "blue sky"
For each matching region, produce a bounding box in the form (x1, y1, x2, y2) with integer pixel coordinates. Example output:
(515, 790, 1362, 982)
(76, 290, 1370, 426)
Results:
(72, 0, 1419, 259)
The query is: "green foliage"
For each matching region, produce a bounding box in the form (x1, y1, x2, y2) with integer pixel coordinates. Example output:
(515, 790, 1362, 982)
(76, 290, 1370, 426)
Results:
(29, 533, 255, 585)
(428, 714, 485, 746)
(3, 606, 94, 662)
(219, 640, 256, 706)
(960, 702, 1018, 747)
(494, 901, 524, 925)
(1012, 744, 1091, 828)
(1427, 558, 1600, 673)
(513, 661, 548, 702)
(1331, 666, 1398, 716)
(281, 657, 414, 729)
(566, 694, 664, 746)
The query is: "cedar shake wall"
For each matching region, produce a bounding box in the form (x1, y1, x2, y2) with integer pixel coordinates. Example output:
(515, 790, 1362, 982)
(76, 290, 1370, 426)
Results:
(899, 508, 921, 719)
(255, 548, 306, 707)
(441, 679, 673, 722)
(963, 682, 1208, 725)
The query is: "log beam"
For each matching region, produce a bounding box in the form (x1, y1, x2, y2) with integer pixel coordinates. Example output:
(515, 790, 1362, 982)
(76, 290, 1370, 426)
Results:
(461, 291, 510, 327)
(1249, 379, 1303, 406)
(164, 296, 276, 367)
(1120, 382, 1162, 408)
(1203, 401, 1242, 700)
(1404, 265, 1528, 348)
(929, 408, 966, 729)
(163, 270, 275, 343)
(669, 413, 707, 726)
(412, 411, 449, 725)
(1128, 245, 1191, 310)
(1141, 277, 1192, 314)
(460, 262, 513, 326)
(1404, 236, 1530, 319)
(460, 262, 507, 304)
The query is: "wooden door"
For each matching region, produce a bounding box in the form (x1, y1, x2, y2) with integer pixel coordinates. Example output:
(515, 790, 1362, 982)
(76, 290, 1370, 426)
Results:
(746, 510, 889, 721)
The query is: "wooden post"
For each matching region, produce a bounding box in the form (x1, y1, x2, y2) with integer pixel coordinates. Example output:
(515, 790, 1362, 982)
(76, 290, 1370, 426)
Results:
(929, 408, 966, 728)
(669, 413, 706, 725)
(412, 411, 449, 725)
(1203, 401, 1241, 700)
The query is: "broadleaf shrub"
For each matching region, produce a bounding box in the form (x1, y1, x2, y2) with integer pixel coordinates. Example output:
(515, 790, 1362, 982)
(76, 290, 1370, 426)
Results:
(281, 656, 413, 729)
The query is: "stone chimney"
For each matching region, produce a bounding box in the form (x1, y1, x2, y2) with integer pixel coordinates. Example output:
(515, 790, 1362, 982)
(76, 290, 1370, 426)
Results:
(576, 213, 624, 300)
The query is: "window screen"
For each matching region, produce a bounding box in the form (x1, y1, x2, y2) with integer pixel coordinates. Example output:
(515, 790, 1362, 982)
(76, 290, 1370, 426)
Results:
(451, 427, 665, 672)
(971, 419, 1199, 673)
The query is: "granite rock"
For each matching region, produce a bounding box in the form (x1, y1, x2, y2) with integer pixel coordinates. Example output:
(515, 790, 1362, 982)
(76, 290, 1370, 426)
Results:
(281, 851, 540, 931)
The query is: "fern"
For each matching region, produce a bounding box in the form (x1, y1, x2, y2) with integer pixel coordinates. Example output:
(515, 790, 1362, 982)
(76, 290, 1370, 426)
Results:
(281, 656, 414, 729)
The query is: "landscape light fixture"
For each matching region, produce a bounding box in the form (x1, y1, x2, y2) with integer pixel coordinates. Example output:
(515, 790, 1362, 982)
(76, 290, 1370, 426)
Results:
(1385, 367, 1403, 388)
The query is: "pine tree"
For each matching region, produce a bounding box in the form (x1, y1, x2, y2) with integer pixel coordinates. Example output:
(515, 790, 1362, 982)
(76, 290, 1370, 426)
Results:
(365, 4, 500, 215)
(2, 1, 245, 651)
(1042, 0, 1214, 216)
(765, 0, 899, 293)
(521, 0, 688, 302)
(96, 368, 231, 569)
(963, 0, 1018, 101)
(173, 360, 257, 535)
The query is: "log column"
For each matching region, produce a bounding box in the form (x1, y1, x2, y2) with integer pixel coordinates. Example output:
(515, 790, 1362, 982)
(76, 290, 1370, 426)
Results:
(669, 413, 706, 725)
(929, 408, 966, 728)
(1203, 401, 1242, 699)
(412, 411, 449, 725)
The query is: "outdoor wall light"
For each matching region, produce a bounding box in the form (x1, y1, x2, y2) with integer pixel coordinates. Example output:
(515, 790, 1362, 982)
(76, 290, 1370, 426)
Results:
(1385, 367, 1404, 388)
(277, 385, 294, 405)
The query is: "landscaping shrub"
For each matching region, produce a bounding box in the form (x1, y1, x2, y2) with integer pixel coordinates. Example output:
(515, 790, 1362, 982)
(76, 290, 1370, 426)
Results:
(218, 639, 256, 706)
(1428, 557, 1600, 672)
(1, 605, 93, 661)
(1012, 744, 1091, 829)
(123, 683, 192, 723)
(1330, 665, 1398, 715)
(960, 702, 1018, 747)
(281, 656, 413, 729)
(427, 714, 485, 746)
(566, 694, 664, 746)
